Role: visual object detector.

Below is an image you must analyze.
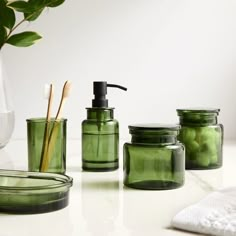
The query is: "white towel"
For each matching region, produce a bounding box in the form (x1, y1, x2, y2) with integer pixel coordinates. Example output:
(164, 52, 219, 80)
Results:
(172, 187, 236, 236)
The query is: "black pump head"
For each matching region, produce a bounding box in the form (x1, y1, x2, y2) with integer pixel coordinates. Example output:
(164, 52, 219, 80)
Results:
(92, 81, 127, 108)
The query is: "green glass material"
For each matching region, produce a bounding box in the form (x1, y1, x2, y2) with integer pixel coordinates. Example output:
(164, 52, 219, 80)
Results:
(0, 170, 73, 214)
(27, 118, 67, 174)
(123, 124, 185, 190)
(177, 108, 223, 169)
(82, 108, 119, 171)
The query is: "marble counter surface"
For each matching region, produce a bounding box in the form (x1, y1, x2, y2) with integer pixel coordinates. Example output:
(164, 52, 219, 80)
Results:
(0, 140, 235, 236)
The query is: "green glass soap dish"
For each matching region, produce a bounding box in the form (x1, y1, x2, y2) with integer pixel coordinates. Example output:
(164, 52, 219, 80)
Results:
(0, 170, 73, 214)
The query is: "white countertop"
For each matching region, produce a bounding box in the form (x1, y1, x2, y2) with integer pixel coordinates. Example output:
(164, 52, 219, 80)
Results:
(0, 140, 236, 236)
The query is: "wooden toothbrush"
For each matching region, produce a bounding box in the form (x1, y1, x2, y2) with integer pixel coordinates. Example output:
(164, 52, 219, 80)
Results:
(54, 80, 71, 121)
(40, 84, 54, 171)
(41, 80, 71, 172)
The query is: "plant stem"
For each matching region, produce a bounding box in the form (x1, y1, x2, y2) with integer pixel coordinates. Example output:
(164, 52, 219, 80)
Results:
(8, 18, 26, 37)
(2, 9, 42, 48)
(2, 18, 27, 48)
(4, 19, 26, 46)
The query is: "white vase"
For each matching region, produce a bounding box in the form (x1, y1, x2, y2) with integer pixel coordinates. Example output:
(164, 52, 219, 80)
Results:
(0, 53, 15, 148)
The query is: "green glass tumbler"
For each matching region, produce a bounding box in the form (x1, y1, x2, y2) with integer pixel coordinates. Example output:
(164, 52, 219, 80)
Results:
(27, 118, 67, 174)
(123, 124, 185, 190)
(177, 108, 223, 170)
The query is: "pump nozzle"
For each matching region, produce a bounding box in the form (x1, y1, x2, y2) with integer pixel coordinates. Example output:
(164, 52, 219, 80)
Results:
(92, 81, 127, 108)
(107, 83, 127, 91)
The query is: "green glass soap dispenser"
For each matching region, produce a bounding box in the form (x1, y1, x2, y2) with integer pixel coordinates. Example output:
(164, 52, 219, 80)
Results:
(82, 81, 127, 171)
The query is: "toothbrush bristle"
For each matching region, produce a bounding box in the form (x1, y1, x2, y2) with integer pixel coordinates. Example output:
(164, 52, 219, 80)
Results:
(63, 81, 71, 98)
(44, 84, 51, 99)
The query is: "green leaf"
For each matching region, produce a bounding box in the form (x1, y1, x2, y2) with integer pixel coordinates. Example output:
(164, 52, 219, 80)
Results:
(0, 0, 16, 29)
(23, 0, 65, 21)
(6, 31, 42, 47)
(7, 1, 29, 13)
(24, 8, 44, 21)
(47, 0, 65, 7)
(27, 0, 46, 10)
(0, 25, 7, 48)
(23, 0, 46, 21)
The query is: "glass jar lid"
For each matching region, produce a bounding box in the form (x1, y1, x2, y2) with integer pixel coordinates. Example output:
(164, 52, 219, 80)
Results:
(177, 108, 220, 115)
(177, 108, 220, 126)
(129, 123, 180, 134)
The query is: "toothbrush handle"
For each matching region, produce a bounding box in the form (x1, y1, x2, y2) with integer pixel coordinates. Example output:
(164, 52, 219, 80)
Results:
(55, 99, 65, 120)
(40, 122, 51, 171)
(42, 81, 70, 171)
(41, 102, 65, 171)
(41, 121, 60, 172)
(40, 84, 53, 172)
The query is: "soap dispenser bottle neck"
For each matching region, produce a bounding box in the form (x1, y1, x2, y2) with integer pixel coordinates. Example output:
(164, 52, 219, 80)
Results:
(86, 108, 114, 121)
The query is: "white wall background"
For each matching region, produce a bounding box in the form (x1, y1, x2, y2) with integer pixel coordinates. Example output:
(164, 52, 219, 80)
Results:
(2, 0, 236, 140)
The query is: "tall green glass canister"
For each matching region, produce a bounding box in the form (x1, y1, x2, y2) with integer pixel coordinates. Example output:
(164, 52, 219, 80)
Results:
(177, 108, 223, 170)
(123, 124, 185, 190)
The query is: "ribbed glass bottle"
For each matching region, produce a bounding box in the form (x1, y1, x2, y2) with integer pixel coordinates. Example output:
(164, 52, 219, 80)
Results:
(177, 108, 223, 169)
(123, 124, 185, 190)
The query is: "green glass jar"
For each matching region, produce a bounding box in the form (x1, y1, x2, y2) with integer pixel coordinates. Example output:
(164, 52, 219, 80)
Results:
(177, 108, 223, 169)
(82, 108, 119, 171)
(123, 124, 185, 190)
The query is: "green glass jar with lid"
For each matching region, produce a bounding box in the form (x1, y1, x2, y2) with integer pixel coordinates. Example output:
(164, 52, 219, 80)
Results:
(177, 108, 223, 169)
(123, 124, 185, 190)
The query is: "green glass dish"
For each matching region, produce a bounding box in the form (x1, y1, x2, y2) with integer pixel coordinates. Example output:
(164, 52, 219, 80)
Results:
(82, 108, 119, 171)
(177, 108, 223, 169)
(0, 170, 73, 214)
(123, 124, 185, 190)
(27, 118, 67, 174)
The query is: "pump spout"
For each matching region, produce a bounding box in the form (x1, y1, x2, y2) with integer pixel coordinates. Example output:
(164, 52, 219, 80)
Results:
(92, 81, 127, 108)
(107, 84, 127, 91)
